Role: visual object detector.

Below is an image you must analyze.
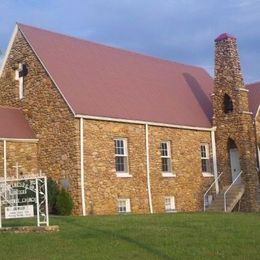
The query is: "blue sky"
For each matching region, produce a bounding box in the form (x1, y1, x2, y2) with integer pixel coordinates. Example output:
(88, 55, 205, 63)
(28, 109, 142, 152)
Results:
(0, 0, 260, 83)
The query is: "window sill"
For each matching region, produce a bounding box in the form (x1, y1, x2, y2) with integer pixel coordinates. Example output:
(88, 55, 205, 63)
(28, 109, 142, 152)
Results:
(202, 172, 214, 177)
(118, 212, 131, 214)
(165, 209, 177, 213)
(162, 172, 176, 178)
(116, 173, 133, 178)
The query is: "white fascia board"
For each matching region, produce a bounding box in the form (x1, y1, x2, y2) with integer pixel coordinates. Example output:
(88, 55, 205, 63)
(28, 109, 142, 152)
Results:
(18, 27, 75, 116)
(0, 138, 38, 143)
(75, 114, 214, 132)
(0, 24, 18, 77)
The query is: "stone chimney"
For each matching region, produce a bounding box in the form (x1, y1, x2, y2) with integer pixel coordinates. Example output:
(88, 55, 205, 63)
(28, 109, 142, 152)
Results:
(214, 33, 249, 113)
(212, 33, 258, 211)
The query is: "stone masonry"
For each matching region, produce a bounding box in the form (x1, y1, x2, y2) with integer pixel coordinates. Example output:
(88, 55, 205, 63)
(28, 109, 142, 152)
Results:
(83, 119, 213, 214)
(256, 111, 260, 147)
(0, 140, 38, 178)
(149, 126, 213, 212)
(256, 111, 260, 177)
(212, 34, 258, 211)
(0, 31, 82, 214)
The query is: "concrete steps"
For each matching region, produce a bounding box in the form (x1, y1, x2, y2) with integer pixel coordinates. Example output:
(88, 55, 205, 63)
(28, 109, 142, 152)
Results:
(207, 184, 245, 212)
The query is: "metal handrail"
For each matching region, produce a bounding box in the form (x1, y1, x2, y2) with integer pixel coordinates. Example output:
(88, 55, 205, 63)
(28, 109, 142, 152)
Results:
(203, 172, 223, 211)
(224, 170, 243, 212)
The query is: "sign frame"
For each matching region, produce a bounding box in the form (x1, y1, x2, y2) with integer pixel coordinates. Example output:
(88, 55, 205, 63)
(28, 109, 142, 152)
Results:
(0, 176, 49, 228)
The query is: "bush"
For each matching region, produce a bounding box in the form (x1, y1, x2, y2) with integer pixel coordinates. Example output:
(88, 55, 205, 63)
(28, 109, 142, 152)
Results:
(56, 188, 73, 216)
(47, 178, 59, 214)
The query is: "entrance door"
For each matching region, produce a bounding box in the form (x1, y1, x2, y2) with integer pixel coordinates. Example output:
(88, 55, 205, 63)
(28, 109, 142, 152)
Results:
(229, 148, 241, 183)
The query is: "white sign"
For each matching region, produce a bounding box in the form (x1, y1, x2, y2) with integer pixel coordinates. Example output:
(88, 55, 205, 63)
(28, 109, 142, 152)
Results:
(5, 205, 34, 219)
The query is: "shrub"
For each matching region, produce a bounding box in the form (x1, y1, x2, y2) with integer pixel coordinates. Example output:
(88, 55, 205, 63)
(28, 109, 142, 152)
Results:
(47, 178, 59, 214)
(56, 188, 73, 215)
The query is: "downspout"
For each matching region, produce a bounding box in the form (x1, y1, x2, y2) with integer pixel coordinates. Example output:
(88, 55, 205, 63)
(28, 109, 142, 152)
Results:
(211, 128, 219, 194)
(3, 140, 7, 200)
(256, 145, 260, 170)
(253, 118, 260, 169)
(3, 139, 7, 180)
(145, 124, 153, 213)
(80, 117, 86, 216)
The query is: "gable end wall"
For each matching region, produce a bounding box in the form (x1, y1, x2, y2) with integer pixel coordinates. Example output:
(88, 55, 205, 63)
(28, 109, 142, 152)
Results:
(0, 30, 82, 214)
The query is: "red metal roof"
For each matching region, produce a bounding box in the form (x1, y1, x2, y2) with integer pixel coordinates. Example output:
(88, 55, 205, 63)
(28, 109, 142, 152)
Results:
(247, 82, 260, 116)
(18, 23, 214, 128)
(0, 106, 35, 139)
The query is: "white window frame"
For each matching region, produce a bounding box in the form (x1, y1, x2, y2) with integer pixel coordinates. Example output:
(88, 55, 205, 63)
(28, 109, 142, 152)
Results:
(114, 138, 131, 177)
(117, 198, 131, 213)
(165, 196, 176, 213)
(160, 141, 175, 177)
(200, 143, 213, 177)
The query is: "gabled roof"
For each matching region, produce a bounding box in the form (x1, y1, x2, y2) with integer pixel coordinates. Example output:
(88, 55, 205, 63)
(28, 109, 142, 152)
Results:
(247, 82, 260, 117)
(16, 23, 214, 128)
(0, 106, 35, 139)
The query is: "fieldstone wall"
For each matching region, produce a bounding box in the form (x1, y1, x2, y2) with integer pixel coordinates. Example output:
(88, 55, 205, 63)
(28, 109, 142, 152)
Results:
(149, 126, 213, 212)
(213, 36, 258, 211)
(0, 31, 82, 214)
(7, 141, 38, 177)
(256, 112, 260, 147)
(0, 140, 38, 178)
(83, 119, 213, 215)
(83, 120, 149, 215)
(256, 112, 260, 183)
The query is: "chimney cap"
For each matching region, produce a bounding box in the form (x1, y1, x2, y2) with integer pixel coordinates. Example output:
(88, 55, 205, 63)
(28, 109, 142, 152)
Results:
(215, 33, 236, 42)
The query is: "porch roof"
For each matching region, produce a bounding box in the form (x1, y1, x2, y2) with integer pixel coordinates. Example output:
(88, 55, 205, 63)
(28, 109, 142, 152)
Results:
(0, 106, 35, 139)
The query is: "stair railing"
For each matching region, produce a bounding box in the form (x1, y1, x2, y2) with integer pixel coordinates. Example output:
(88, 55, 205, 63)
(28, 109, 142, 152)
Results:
(224, 170, 243, 212)
(204, 172, 223, 211)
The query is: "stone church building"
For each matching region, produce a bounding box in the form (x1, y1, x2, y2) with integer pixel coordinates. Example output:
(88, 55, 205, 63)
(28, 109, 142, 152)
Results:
(0, 24, 259, 215)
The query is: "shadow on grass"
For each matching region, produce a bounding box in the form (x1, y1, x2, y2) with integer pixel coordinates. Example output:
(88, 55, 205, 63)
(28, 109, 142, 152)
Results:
(88, 226, 172, 259)
(60, 217, 172, 259)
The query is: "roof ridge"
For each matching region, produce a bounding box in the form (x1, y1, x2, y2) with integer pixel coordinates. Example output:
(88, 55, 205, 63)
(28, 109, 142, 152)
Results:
(17, 22, 206, 71)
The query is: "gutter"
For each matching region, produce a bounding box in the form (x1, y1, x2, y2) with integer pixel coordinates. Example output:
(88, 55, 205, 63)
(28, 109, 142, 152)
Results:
(0, 138, 38, 143)
(75, 114, 214, 132)
(3, 140, 7, 180)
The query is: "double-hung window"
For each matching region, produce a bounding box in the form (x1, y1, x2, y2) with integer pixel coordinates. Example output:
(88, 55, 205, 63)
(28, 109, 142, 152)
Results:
(165, 196, 176, 213)
(114, 138, 129, 174)
(118, 198, 131, 213)
(200, 144, 211, 174)
(160, 141, 172, 174)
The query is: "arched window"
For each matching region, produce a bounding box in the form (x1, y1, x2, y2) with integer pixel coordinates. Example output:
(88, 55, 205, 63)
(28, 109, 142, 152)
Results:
(223, 94, 233, 113)
(228, 138, 237, 149)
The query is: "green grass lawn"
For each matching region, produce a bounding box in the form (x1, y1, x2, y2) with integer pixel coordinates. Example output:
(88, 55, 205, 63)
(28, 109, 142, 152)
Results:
(0, 213, 260, 259)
